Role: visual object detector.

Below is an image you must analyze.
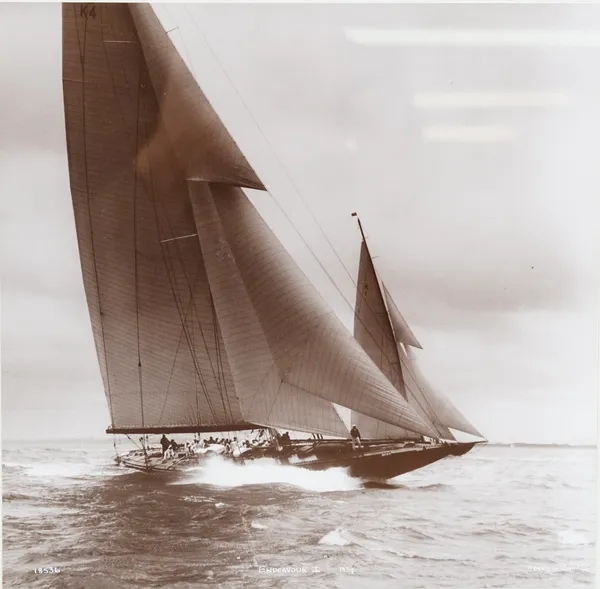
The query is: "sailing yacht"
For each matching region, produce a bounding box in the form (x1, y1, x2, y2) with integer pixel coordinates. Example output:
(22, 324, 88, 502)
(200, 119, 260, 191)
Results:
(62, 3, 485, 479)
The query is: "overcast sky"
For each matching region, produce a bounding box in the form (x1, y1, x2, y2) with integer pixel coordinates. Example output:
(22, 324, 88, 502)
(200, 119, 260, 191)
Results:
(1, 2, 599, 443)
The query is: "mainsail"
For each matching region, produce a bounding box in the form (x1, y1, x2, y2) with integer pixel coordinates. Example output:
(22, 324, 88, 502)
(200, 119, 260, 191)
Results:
(62, 3, 436, 438)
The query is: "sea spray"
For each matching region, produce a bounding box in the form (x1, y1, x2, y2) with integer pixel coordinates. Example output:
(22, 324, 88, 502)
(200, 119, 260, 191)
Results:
(173, 455, 361, 492)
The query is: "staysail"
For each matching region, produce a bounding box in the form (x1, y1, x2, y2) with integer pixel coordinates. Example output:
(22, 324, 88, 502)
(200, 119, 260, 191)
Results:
(350, 215, 481, 440)
(62, 3, 435, 438)
(381, 285, 482, 438)
(351, 233, 449, 439)
(352, 240, 420, 440)
(382, 285, 422, 349)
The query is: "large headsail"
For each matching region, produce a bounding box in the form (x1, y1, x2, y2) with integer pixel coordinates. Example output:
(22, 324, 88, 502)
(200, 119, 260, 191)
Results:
(62, 3, 435, 438)
(352, 240, 420, 440)
(350, 216, 448, 439)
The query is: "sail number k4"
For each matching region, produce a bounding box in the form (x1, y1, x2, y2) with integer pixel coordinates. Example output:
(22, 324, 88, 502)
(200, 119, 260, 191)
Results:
(80, 4, 97, 19)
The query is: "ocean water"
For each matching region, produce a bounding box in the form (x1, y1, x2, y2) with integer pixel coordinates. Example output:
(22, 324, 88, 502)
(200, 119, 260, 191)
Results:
(2, 440, 596, 589)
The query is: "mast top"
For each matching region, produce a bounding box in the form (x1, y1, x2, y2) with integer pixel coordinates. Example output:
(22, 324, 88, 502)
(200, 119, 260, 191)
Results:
(351, 212, 367, 243)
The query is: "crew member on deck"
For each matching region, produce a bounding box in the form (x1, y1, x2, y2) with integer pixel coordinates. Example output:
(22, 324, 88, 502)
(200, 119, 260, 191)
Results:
(230, 437, 241, 457)
(168, 439, 178, 458)
(350, 425, 363, 450)
(160, 434, 170, 457)
(282, 432, 291, 447)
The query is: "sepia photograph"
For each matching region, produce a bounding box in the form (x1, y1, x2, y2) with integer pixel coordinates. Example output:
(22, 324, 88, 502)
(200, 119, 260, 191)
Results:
(1, 1, 598, 588)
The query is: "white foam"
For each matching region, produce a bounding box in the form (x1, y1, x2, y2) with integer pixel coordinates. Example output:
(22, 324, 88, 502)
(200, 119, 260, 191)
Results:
(318, 527, 403, 554)
(319, 528, 353, 546)
(251, 521, 268, 530)
(175, 455, 361, 493)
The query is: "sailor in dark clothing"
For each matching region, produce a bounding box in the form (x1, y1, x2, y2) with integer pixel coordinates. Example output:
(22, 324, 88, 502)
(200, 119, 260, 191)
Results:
(273, 432, 283, 451)
(281, 432, 291, 446)
(160, 434, 170, 457)
(208, 436, 215, 445)
(350, 425, 362, 450)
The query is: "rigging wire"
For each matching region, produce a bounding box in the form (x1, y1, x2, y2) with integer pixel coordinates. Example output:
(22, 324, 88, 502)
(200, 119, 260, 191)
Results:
(132, 38, 146, 430)
(182, 5, 449, 431)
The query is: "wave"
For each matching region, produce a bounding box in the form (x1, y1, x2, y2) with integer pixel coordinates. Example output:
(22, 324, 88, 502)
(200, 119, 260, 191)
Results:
(408, 483, 451, 491)
(396, 525, 436, 541)
(173, 455, 361, 493)
(4, 460, 128, 482)
(2, 492, 34, 502)
(317, 528, 466, 561)
(2, 462, 25, 471)
(319, 528, 353, 546)
(473, 522, 547, 539)
(386, 482, 452, 492)
(251, 521, 268, 530)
